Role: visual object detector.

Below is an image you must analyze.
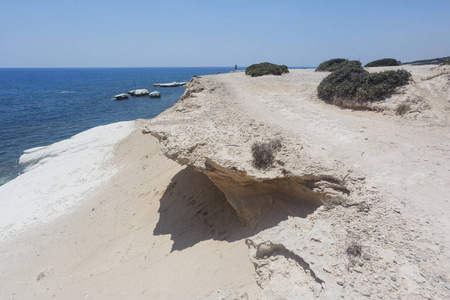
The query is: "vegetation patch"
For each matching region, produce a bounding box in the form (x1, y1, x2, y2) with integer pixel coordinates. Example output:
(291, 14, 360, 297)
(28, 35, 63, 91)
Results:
(251, 139, 282, 170)
(346, 242, 362, 257)
(245, 62, 289, 77)
(365, 58, 400, 67)
(356, 69, 411, 100)
(346, 231, 362, 268)
(403, 56, 450, 65)
(317, 64, 411, 105)
(396, 103, 410, 115)
(316, 58, 361, 72)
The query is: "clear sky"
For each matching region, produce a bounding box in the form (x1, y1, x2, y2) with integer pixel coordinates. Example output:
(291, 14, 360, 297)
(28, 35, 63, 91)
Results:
(0, 0, 449, 68)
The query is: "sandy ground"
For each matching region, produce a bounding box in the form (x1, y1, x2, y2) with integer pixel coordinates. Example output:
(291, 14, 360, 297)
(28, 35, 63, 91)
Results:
(1, 65, 449, 299)
(0, 121, 260, 299)
(145, 65, 450, 299)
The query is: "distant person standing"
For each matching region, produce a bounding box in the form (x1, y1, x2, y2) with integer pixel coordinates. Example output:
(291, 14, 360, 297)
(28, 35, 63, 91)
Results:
(235, 64, 237, 70)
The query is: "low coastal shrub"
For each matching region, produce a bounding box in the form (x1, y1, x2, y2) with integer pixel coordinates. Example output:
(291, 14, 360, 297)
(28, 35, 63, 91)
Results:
(316, 58, 362, 72)
(364, 58, 400, 67)
(317, 65, 368, 101)
(251, 139, 282, 170)
(317, 64, 411, 104)
(443, 60, 450, 66)
(356, 70, 411, 100)
(245, 62, 289, 77)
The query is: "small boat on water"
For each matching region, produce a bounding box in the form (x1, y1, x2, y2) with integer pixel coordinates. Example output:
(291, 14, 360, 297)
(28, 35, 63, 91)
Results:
(112, 93, 129, 100)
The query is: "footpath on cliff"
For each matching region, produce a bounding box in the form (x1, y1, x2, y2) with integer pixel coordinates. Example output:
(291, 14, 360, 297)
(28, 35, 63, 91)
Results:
(145, 65, 450, 299)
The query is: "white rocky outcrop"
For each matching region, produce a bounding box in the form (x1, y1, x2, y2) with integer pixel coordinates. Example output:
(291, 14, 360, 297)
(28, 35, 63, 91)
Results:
(149, 91, 161, 98)
(128, 89, 150, 96)
(153, 82, 187, 87)
(113, 93, 129, 100)
(0, 122, 135, 241)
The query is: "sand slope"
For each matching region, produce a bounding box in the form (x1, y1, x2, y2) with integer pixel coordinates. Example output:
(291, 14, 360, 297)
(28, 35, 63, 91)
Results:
(0, 121, 260, 299)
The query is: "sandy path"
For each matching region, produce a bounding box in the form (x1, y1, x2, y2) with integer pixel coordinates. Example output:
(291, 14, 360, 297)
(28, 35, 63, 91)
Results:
(0, 121, 260, 299)
(217, 68, 450, 246)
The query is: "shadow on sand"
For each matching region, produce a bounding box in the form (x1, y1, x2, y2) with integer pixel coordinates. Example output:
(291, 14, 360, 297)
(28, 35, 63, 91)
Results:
(153, 166, 320, 252)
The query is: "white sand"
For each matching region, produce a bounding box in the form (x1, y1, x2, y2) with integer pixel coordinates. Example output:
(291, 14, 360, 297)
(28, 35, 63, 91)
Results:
(0, 120, 259, 299)
(0, 121, 134, 241)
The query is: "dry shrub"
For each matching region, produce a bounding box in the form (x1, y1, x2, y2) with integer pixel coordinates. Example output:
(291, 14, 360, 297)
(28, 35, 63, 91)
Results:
(346, 231, 362, 268)
(396, 103, 410, 115)
(251, 138, 282, 170)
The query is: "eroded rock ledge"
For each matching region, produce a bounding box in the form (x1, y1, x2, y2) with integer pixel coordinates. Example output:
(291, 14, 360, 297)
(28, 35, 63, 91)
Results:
(144, 70, 449, 299)
(143, 75, 349, 227)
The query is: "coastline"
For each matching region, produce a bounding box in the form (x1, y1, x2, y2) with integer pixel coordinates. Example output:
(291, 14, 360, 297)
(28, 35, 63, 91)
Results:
(1, 65, 449, 299)
(0, 121, 135, 242)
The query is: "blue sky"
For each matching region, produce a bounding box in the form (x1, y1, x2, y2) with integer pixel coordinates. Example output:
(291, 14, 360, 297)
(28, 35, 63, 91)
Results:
(0, 0, 449, 67)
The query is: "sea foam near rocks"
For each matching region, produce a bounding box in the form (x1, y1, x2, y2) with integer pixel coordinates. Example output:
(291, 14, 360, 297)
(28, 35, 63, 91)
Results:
(0, 121, 135, 241)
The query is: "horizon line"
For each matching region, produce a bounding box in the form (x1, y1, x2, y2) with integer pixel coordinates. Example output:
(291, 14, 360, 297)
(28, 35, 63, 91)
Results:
(0, 66, 317, 69)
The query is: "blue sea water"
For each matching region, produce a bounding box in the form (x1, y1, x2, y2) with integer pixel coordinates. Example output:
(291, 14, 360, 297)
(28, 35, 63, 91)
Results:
(0, 67, 243, 185)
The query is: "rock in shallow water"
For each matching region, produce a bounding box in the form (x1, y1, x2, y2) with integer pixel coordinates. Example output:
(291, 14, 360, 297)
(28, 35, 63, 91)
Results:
(149, 91, 161, 98)
(128, 89, 149, 96)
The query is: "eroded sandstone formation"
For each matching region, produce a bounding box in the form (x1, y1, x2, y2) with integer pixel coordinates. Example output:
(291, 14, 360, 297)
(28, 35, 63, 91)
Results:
(144, 76, 349, 227)
(144, 68, 450, 299)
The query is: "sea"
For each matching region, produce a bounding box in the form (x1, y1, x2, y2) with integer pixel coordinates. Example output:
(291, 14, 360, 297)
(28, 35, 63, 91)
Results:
(0, 67, 244, 186)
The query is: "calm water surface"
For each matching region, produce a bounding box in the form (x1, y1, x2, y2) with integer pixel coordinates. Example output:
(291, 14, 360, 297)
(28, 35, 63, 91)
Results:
(0, 67, 242, 185)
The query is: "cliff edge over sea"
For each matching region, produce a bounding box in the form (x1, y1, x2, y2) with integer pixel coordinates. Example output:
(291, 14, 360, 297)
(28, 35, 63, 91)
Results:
(145, 65, 450, 299)
(1, 66, 449, 299)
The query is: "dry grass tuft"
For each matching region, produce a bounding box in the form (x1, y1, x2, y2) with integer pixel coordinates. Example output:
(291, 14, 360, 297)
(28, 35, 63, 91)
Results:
(346, 231, 362, 268)
(395, 103, 410, 115)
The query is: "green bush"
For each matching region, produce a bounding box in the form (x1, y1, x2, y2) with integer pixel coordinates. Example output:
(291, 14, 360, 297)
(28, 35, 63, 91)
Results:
(317, 64, 411, 104)
(279, 64, 289, 74)
(245, 62, 289, 77)
(316, 58, 362, 72)
(356, 70, 411, 99)
(443, 60, 450, 66)
(317, 65, 368, 101)
(365, 58, 400, 67)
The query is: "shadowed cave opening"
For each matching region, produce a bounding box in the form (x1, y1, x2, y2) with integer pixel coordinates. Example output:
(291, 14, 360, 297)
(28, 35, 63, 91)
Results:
(153, 166, 323, 252)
